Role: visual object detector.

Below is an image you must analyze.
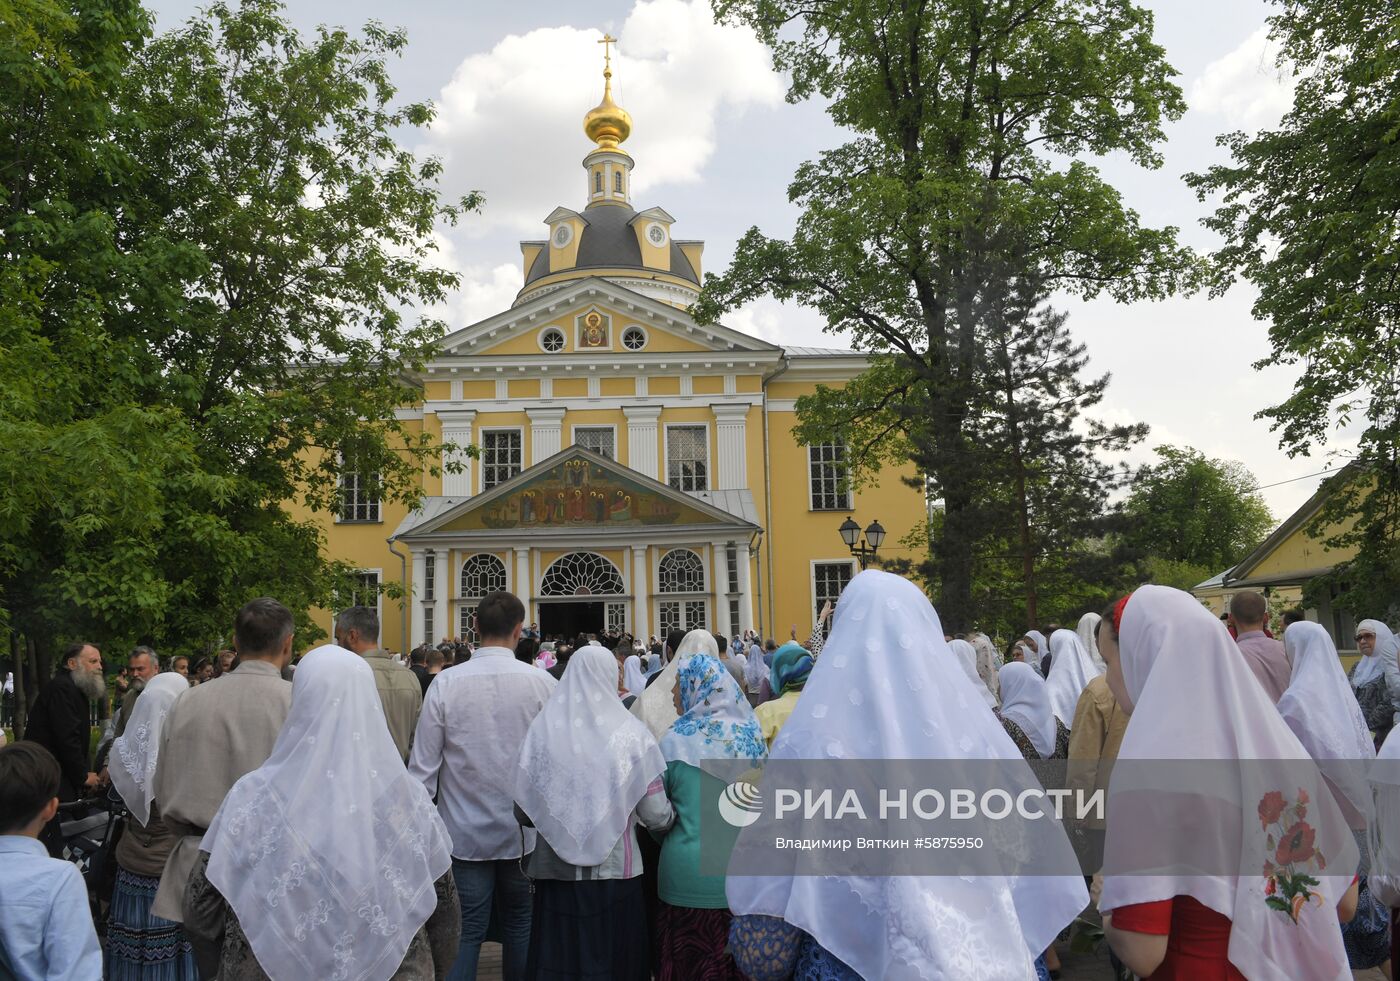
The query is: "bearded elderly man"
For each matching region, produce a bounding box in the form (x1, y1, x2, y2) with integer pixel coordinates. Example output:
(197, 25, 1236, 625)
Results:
(150, 597, 294, 922)
(23, 641, 105, 855)
(113, 645, 159, 739)
(336, 604, 422, 760)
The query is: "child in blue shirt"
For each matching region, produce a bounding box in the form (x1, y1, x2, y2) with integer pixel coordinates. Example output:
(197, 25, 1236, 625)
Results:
(0, 742, 102, 980)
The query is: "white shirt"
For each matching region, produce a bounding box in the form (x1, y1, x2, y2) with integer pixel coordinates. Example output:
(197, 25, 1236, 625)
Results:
(408, 647, 556, 860)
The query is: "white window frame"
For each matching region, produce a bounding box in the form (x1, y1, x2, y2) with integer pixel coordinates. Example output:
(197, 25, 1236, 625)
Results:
(810, 559, 856, 639)
(620, 324, 649, 351)
(663, 422, 712, 493)
(538, 326, 567, 353)
(347, 568, 383, 624)
(807, 441, 852, 512)
(479, 428, 524, 493)
(658, 548, 707, 595)
(335, 464, 381, 523)
(571, 424, 618, 460)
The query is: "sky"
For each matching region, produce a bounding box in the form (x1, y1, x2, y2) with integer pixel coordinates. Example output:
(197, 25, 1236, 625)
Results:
(143, 0, 1343, 524)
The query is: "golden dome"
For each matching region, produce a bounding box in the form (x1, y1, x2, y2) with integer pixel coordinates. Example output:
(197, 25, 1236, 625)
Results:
(583, 43, 631, 151)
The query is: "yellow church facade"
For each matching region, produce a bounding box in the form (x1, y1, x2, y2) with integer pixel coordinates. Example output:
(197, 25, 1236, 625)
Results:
(308, 55, 926, 649)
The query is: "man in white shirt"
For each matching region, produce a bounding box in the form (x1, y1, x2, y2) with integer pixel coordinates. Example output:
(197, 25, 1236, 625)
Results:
(409, 590, 555, 981)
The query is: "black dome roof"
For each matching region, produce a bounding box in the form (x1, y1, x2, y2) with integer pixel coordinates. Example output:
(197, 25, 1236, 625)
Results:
(524, 205, 699, 288)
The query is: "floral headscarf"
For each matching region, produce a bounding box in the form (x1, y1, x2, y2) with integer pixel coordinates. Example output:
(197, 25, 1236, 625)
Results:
(768, 642, 814, 696)
(660, 654, 767, 767)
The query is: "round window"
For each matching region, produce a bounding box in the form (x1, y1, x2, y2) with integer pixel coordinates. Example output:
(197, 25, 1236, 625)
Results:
(540, 327, 566, 352)
(622, 326, 647, 351)
(552, 224, 573, 248)
(646, 222, 668, 247)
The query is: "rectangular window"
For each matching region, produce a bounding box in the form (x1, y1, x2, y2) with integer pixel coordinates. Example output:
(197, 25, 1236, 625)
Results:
(667, 425, 709, 491)
(613, 171, 623, 193)
(423, 607, 434, 646)
(574, 427, 615, 459)
(684, 600, 707, 631)
(423, 551, 435, 601)
(725, 544, 740, 594)
(808, 442, 851, 511)
(461, 604, 478, 645)
(348, 571, 380, 609)
(729, 598, 741, 635)
(481, 430, 523, 490)
(338, 469, 381, 522)
(659, 601, 681, 637)
(813, 561, 854, 638)
(606, 602, 627, 635)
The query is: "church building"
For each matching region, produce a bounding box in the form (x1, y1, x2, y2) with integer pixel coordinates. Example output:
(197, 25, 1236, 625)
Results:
(311, 51, 926, 649)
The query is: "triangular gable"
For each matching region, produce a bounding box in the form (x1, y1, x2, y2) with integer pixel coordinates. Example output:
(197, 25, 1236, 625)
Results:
(408, 446, 758, 537)
(433, 277, 780, 358)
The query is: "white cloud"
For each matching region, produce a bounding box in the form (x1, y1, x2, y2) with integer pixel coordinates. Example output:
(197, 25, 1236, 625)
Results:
(424, 0, 784, 236)
(1190, 26, 1294, 129)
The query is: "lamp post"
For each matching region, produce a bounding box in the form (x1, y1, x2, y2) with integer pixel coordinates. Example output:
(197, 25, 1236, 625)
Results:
(838, 516, 886, 569)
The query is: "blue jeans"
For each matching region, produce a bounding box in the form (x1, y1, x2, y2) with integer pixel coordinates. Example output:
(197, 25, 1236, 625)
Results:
(448, 858, 531, 981)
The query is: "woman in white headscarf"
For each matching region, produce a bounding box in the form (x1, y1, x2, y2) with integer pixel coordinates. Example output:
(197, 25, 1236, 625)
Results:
(949, 638, 998, 710)
(186, 646, 458, 981)
(726, 571, 1087, 980)
(1367, 728, 1400, 972)
(998, 661, 1063, 760)
(632, 629, 718, 741)
(1020, 629, 1050, 676)
(623, 651, 648, 701)
(971, 632, 1002, 701)
(514, 645, 673, 979)
(1352, 619, 1400, 749)
(106, 672, 199, 979)
(1045, 629, 1103, 729)
(1098, 587, 1360, 980)
(1077, 611, 1107, 672)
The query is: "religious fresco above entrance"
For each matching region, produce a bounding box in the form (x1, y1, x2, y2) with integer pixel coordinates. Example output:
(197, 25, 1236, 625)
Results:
(446, 456, 721, 531)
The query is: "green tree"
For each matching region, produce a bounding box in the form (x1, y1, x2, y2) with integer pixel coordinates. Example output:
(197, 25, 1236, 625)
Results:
(1186, 1, 1399, 615)
(696, 0, 1201, 628)
(1, 0, 474, 701)
(1120, 446, 1273, 580)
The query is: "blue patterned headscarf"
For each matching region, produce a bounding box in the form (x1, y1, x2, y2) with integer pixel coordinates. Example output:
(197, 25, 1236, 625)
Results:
(660, 654, 767, 767)
(769, 642, 813, 695)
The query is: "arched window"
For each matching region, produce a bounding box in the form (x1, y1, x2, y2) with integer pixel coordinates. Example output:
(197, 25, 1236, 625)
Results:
(594, 171, 603, 194)
(658, 549, 705, 593)
(459, 554, 508, 643)
(540, 552, 624, 596)
(614, 171, 623, 193)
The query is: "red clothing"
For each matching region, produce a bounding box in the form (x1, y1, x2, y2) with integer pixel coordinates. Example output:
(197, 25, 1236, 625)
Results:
(1110, 896, 1243, 980)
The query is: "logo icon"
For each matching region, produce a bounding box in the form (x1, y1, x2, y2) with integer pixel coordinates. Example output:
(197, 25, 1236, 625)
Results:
(718, 780, 763, 828)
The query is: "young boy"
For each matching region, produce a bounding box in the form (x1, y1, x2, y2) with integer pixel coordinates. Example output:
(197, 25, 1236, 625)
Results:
(0, 742, 102, 980)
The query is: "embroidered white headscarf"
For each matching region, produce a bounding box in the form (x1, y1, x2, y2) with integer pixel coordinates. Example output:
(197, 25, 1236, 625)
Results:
(1076, 612, 1106, 672)
(744, 642, 767, 692)
(202, 646, 453, 981)
(1280, 621, 1376, 822)
(1352, 619, 1398, 689)
(1099, 586, 1357, 981)
(727, 570, 1087, 980)
(515, 646, 667, 867)
(110, 673, 189, 826)
(970, 633, 1002, 700)
(998, 661, 1057, 757)
(949, 639, 998, 709)
(631, 629, 717, 740)
(1045, 629, 1103, 727)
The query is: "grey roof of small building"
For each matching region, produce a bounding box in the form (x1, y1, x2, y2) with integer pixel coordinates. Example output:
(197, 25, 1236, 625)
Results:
(524, 205, 700, 287)
(390, 496, 462, 538)
(685, 488, 759, 525)
(1193, 567, 1234, 591)
(783, 345, 861, 358)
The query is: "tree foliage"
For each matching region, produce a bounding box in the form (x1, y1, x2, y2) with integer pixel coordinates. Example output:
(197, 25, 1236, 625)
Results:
(0, 0, 474, 668)
(697, 0, 1199, 627)
(1120, 445, 1273, 574)
(1186, 0, 1399, 615)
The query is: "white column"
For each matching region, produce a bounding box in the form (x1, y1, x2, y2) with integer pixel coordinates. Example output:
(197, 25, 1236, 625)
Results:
(712, 404, 749, 490)
(438, 410, 477, 497)
(527, 407, 567, 465)
(631, 545, 648, 640)
(432, 549, 449, 644)
(515, 546, 531, 623)
(716, 542, 733, 639)
(411, 548, 427, 648)
(624, 405, 662, 479)
(737, 542, 754, 636)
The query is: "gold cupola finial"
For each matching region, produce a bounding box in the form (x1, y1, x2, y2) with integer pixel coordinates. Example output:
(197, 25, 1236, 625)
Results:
(583, 34, 632, 151)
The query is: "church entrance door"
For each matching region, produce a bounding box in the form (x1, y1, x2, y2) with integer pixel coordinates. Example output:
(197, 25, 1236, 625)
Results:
(540, 600, 604, 640)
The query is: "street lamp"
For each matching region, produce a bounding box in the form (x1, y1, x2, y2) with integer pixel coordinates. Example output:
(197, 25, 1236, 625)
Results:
(838, 516, 886, 568)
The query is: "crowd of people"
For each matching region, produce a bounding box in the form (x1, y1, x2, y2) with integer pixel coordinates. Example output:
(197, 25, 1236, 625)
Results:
(2, 574, 1399, 980)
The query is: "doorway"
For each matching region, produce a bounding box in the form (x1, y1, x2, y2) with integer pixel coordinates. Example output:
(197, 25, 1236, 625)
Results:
(540, 601, 605, 641)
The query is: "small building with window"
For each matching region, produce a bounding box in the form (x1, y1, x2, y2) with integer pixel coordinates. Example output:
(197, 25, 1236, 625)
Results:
(307, 61, 925, 648)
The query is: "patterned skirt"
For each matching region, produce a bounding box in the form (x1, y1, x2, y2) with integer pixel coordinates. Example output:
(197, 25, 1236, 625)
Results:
(656, 902, 743, 981)
(105, 867, 198, 980)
